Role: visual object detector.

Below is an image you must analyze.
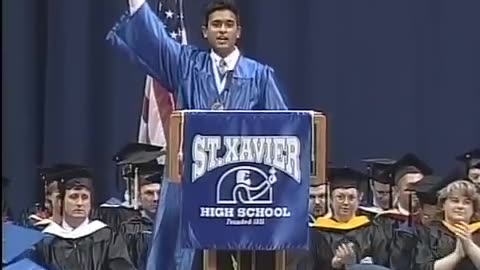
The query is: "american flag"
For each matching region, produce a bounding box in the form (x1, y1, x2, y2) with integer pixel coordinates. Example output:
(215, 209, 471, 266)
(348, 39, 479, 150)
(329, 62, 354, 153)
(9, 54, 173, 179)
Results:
(138, 0, 187, 148)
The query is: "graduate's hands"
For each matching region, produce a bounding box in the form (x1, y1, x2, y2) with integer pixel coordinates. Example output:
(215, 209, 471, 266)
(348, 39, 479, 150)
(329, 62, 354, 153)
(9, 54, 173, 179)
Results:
(331, 255, 342, 269)
(332, 243, 357, 268)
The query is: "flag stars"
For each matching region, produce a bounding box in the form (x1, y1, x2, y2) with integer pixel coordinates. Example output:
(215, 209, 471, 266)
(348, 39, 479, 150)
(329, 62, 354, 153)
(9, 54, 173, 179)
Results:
(165, 10, 174, 19)
(170, 31, 179, 39)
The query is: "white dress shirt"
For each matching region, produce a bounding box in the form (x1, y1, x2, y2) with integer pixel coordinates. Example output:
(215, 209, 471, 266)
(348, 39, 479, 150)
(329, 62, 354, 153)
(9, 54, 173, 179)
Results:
(129, 0, 145, 15)
(62, 217, 90, 232)
(210, 48, 240, 93)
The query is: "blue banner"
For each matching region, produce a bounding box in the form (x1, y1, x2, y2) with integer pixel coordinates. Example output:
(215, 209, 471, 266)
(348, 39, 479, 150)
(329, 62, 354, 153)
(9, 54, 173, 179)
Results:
(180, 111, 311, 250)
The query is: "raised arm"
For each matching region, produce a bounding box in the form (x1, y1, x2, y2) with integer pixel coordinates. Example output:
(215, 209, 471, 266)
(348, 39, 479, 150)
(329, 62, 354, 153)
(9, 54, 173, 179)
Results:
(107, 0, 183, 92)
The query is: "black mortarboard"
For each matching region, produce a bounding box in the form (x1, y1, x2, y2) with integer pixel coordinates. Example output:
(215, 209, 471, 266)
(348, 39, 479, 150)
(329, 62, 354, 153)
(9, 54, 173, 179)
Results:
(122, 163, 165, 179)
(113, 143, 166, 208)
(44, 164, 94, 195)
(407, 175, 442, 205)
(456, 148, 480, 170)
(42, 164, 92, 182)
(361, 158, 397, 208)
(380, 153, 433, 185)
(142, 171, 164, 185)
(114, 143, 166, 165)
(361, 158, 397, 184)
(3, 223, 46, 267)
(327, 167, 369, 191)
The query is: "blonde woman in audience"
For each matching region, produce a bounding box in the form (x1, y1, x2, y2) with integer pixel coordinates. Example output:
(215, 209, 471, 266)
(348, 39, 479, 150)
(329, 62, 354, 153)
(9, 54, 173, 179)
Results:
(416, 179, 480, 270)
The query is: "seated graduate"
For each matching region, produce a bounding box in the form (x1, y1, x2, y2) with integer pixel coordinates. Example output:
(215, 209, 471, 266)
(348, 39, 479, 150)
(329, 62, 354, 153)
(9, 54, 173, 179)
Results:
(309, 182, 330, 222)
(410, 175, 443, 226)
(375, 153, 433, 227)
(3, 222, 47, 270)
(388, 174, 444, 270)
(35, 165, 135, 270)
(285, 182, 330, 270)
(359, 158, 397, 217)
(93, 143, 165, 232)
(456, 148, 480, 187)
(19, 165, 65, 230)
(371, 154, 433, 269)
(414, 173, 480, 270)
(119, 162, 164, 270)
(309, 167, 388, 270)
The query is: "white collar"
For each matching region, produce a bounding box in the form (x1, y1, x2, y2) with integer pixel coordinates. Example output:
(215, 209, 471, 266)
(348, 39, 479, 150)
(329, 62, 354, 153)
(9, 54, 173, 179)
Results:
(358, 205, 383, 215)
(43, 220, 107, 239)
(210, 47, 240, 71)
(62, 217, 89, 232)
(397, 204, 416, 216)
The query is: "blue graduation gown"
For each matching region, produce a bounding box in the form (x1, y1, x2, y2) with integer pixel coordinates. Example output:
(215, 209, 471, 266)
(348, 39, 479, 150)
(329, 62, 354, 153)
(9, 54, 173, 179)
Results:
(106, 2, 288, 111)
(107, 3, 289, 270)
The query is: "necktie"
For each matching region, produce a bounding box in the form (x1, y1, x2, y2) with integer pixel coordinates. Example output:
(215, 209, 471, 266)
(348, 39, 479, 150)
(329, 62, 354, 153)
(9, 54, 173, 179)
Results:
(218, 59, 228, 80)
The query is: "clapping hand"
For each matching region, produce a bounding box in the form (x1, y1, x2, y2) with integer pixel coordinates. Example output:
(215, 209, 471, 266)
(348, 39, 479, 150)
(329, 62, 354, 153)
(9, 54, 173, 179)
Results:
(453, 222, 474, 256)
(331, 242, 357, 269)
(454, 238, 465, 259)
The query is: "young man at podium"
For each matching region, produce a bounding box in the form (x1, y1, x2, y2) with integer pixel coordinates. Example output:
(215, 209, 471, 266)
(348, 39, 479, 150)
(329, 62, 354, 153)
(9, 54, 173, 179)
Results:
(107, 0, 288, 268)
(107, 0, 288, 111)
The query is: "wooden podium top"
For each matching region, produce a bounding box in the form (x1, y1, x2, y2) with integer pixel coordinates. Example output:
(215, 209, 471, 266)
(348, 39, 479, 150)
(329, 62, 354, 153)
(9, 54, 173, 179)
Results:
(166, 110, 327, 186)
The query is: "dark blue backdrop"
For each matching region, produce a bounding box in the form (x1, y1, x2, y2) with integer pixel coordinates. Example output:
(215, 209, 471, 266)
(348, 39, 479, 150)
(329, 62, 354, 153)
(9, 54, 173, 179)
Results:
(3, 0, 479, 218)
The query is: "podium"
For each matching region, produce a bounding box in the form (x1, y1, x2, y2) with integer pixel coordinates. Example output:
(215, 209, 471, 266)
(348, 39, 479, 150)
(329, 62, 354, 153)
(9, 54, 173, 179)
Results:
(166, 110, 327, 270)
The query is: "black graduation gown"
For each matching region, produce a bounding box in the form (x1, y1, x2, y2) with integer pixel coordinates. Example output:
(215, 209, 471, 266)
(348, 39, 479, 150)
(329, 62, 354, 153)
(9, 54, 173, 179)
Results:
(414, 221, 480, 270)
(373, 209, 423, 269)
(309, 216, 386, 270)
(91, 206, 141, 233)
(119, 215, 154, 270)
(36, 220, 135, 270)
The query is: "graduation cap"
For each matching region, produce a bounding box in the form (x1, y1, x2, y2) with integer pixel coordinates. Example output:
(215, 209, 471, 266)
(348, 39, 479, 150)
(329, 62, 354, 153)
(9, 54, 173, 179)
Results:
(327, 167, 369, 191)
(361, 158, 397, 208)
(362, 158, 397, 184)
(380, 153, 433, 185)
(42, 164, 92, 182)
(113, 143, 166, 209)
(114, 143, 166, 165)
(456, 148, 480, 171)
(122, 163, 164, 182)
(43, 164, 94, 196)
(407, 175, 442, 205)
(2, 223, 46, 268)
